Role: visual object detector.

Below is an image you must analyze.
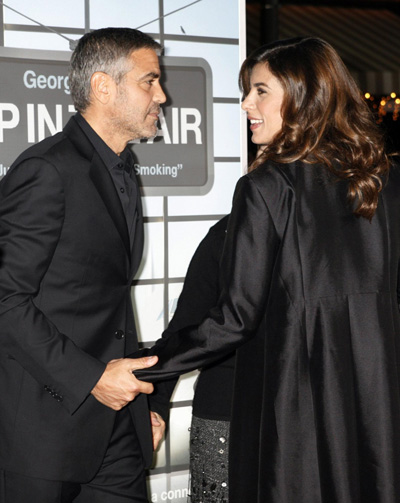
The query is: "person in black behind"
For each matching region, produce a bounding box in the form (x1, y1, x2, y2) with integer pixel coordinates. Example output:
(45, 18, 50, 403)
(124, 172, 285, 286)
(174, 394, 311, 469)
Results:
(135, 37, 400, 503)
(150, 215, 233, 502)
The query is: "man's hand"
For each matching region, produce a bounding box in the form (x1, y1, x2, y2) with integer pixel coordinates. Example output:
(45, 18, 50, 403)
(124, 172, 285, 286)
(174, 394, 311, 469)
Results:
(91, 356, 158, 410)
(150, 411, 166, 450)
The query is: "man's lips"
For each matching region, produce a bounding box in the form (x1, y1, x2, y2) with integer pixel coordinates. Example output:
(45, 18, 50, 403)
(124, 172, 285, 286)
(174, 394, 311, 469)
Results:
(148, 109, 160, 120)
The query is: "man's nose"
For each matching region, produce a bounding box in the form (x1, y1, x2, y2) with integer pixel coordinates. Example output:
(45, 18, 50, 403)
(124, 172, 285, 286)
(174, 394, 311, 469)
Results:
(154, 82, 167, 104)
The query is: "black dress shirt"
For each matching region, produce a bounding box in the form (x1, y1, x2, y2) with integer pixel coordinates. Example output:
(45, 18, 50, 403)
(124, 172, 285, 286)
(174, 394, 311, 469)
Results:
(74, 113, 138, 244)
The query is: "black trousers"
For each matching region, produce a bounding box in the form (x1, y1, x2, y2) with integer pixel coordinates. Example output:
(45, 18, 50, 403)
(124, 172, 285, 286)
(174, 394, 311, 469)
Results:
(0, 408, 148, 503)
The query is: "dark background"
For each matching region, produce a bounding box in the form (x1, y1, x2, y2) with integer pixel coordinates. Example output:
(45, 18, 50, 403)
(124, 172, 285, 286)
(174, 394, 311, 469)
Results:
(245, 0, 400, 154)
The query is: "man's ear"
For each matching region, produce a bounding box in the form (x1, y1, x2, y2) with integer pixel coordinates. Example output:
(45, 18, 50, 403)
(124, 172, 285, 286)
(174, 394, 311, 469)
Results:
(90, 71, 114, 105)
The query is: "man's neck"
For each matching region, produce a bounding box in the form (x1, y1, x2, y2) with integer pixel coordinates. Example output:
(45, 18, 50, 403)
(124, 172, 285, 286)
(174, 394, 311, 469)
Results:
(81, 110, 127, 156)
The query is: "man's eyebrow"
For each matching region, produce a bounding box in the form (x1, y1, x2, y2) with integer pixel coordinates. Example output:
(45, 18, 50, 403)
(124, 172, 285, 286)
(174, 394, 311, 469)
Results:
(139, 71, 160, 80)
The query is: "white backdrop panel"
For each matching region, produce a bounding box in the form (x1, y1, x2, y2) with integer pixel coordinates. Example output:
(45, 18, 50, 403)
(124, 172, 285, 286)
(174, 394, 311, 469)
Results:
(0, 1, 245, 501)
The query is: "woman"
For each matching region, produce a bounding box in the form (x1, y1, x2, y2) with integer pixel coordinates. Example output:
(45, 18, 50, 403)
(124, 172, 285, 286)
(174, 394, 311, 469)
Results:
(136, 37, 400, 502)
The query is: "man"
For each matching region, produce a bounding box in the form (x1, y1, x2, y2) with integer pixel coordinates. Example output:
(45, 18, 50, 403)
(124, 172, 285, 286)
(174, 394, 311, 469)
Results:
(0, 28, 167, 502)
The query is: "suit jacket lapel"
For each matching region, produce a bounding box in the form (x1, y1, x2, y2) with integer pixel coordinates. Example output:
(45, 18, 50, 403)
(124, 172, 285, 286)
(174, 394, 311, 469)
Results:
(89, 153, 131, 259)
(64, 116, 131, 260)
(129, 181, 144, 279)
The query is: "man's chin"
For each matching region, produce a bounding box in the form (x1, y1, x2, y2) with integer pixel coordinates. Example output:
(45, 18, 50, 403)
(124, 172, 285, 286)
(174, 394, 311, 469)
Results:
(141, 128, 158, 141)
(128, 126, 158, 143)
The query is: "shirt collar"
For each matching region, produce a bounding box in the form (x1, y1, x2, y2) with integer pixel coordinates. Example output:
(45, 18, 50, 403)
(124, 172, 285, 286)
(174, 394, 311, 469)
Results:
(74, 112, 132, 172)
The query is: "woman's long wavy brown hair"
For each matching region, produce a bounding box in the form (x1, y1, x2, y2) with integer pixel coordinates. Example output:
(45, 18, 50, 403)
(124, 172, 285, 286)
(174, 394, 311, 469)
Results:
(240, 37, 391, 220)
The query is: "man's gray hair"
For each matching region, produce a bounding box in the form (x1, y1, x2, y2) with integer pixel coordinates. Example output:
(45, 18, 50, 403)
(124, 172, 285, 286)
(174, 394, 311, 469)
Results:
(69, 27, 162, 112)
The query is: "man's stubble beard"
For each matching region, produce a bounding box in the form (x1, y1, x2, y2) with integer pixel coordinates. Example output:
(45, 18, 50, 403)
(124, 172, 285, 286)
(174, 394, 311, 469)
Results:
(112, 86, 158, 141)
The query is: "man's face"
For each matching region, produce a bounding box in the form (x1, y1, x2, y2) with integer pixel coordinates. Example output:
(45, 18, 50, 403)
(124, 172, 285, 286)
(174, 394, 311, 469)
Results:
(110, 48, 166, 141)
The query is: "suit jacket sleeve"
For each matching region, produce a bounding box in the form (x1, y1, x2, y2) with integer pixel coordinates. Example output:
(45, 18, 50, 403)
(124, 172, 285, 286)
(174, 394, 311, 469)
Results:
(135, 175, 280, 382)
(148, 216, 229, 420)
(0, 159, 106, 414)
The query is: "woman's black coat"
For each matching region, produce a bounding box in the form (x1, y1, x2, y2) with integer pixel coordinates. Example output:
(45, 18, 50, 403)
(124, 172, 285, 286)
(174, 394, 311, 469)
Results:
(136, 160, 400, 502)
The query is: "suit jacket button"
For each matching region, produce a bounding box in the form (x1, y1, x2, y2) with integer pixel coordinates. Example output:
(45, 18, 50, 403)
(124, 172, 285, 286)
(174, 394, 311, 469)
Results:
(114, 329, 125, 340)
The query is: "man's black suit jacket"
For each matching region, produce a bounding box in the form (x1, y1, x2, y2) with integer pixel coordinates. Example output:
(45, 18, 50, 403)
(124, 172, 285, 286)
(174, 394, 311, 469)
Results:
(0, 115, 152, 482)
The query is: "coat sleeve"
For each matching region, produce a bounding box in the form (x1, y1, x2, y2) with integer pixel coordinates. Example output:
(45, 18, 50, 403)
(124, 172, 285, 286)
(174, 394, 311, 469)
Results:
(148, 216, 229, 420)
(135, 175, 280, 382)
(0, 159, 106, 414)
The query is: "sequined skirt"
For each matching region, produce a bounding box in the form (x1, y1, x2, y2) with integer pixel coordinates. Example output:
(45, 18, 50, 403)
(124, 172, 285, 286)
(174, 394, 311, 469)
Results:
(188, 416, 230, 503)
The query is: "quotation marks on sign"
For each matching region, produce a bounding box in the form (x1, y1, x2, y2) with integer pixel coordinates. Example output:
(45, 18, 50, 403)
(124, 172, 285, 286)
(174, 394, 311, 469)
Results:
(134, 163, 183, 178)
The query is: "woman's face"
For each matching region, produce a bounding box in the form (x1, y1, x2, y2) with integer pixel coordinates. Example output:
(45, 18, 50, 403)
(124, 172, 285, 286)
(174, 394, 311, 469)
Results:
(241, 63, 285, 145)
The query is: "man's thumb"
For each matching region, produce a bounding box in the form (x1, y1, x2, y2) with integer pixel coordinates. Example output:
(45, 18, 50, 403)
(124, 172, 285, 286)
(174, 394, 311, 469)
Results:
(144, 356, 158, 366)
(132, 356, 158, 368)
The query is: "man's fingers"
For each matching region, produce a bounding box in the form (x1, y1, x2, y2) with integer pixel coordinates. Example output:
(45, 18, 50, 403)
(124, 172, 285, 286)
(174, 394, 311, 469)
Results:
(150, 411, 161, 426)
(91, 356, 157, 409)
(135, 380, 154, 395)
(128, 357, 157, 395)
(150, 411, 166, 450)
